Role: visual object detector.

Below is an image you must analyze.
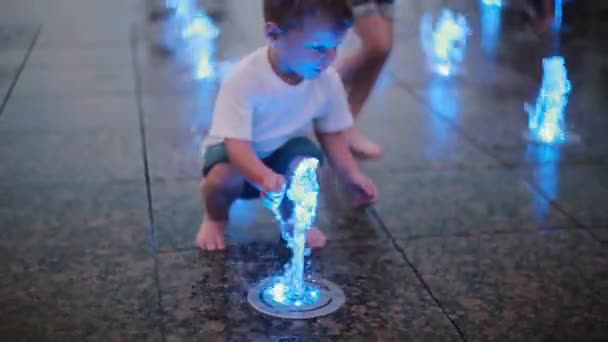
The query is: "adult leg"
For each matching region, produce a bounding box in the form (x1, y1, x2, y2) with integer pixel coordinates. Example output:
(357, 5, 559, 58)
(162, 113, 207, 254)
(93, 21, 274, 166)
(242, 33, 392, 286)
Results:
(335, 1, 394, 159)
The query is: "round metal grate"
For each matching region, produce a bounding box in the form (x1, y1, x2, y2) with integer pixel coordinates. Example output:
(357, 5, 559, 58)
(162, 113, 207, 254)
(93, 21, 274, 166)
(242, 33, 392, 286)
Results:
(248, 277, 345, 319)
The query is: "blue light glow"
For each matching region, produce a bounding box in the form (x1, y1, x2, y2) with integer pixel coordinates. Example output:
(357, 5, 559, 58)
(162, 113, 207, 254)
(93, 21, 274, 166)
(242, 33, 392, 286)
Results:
(174, 0, 195, 19)
(480, 0, 502, 58)
(172, 0, 221, 80)
(190, 40, 217, 79)
(526, 144, 560, 220)
(525, 56, 571, 144)
(262, 158, 321, 304)
(553, 0, 563, 30)
(482, 0, 502, 6)
(421, 9, 471, 76)
(262, 278, 322, 307)
(182, 14, 220, 40)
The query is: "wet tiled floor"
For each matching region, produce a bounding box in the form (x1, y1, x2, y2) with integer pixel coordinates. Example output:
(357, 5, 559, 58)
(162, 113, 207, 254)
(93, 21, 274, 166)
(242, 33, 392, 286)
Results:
(1, 0, 607, 341)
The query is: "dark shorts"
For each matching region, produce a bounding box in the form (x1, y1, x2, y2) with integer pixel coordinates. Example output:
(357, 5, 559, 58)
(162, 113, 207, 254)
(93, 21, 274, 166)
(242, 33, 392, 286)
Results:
(202, 136, 325, 199)
(349, 0, 395, 19)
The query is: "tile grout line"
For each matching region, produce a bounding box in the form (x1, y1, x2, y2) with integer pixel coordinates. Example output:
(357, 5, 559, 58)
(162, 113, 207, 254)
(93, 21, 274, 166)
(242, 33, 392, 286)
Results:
(366, 207, 469, 341)
(391, 77, 606, 244)
(129, 25, 168, 342)
(0, 25, 42, 118)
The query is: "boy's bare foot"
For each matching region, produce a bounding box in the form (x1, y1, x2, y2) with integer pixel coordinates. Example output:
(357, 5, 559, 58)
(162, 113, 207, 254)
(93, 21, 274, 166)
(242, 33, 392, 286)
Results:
(196, 217, 227, 251)
(282, 225, 327, 249)
(306, 226, 327, 249)
(349, 129, 382, 160)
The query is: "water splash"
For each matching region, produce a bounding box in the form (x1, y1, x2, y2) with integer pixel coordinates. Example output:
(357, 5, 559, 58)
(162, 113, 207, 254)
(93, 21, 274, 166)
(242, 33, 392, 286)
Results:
(421, 9, 471, 76)
(262, 158, 321, 305)
(525, 56, 571, 144)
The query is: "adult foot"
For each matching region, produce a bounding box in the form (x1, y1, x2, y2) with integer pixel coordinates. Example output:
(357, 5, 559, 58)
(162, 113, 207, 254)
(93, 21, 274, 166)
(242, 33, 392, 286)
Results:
(349, 129, 383, 159)
(195, 217, 227, 251)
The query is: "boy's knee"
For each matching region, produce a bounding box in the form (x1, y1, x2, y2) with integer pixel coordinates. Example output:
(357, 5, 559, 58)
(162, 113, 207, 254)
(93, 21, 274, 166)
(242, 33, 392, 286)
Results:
(203, 164, 244, 195)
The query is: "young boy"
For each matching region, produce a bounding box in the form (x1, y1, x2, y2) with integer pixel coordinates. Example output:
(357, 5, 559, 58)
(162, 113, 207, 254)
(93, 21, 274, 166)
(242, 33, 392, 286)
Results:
(196, 0, 379, 251)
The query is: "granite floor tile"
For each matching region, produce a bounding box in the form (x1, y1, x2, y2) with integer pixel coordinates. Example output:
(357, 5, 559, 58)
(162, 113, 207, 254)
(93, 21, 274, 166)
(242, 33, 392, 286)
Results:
(158, 240, 460, 341)
(142, 92, 215, 131)
(0, 48, 27, 72)
(133, 10, 246, 97)
(517, 164, 608, 227)
(0, 181, 160, 341)
(410, 82, 608, 166)
(370, 167, 572, 238)
(0, 129, 144, 184)
(135, 53, 214, 97)
(0, 93, 138, 131)
(0, 181, 152, 258)
(26, 46, 132, 67)
(12, 64, 135, 96)
(0, 56, 19, 101)
(151, 171, 386, 252)
(388, 30, 534, 90)
(590, 228, 608, 243)
(356, 85, 498, 173)
(0, 25, 38, 49)
(395, 229, 608, 341)
(1, 26, 35, 100)
(32, 14, 133, 49)
(142, 92, 216, 179)
(222, 0, 266, 50)
(0, 253, 160, 342)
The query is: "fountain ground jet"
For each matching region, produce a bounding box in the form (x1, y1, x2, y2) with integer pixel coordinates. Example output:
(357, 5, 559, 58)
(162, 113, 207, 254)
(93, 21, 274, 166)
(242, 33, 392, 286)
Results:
(248, 158, 345, 319)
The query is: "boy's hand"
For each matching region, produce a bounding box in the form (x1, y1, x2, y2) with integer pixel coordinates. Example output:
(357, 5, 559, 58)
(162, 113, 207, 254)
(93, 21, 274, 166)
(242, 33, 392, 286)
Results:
(260, 170, 286, 194)
(345, 171, 378, 207)
(260, 170, 286, 200)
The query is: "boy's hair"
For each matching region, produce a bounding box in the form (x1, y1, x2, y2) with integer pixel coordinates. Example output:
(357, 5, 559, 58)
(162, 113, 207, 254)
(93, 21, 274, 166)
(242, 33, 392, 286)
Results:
(263, 0, 353, 32)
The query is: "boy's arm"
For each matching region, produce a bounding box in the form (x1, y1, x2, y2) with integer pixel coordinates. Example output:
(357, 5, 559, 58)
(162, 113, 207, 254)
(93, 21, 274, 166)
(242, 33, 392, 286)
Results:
(224, 138, 275, 187)
(316, 130, 379, 206)
(315, 130, 360, 180)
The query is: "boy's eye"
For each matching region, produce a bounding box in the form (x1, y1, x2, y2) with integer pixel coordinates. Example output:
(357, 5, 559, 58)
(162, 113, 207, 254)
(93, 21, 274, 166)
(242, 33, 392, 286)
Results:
(310, 45, 327, 53)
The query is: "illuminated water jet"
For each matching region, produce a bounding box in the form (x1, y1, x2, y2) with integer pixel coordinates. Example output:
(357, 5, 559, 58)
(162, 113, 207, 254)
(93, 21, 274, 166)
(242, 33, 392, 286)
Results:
(421, 9, 471, 76)
(524, 56, 579, 144)
(248, 158, 345, 319)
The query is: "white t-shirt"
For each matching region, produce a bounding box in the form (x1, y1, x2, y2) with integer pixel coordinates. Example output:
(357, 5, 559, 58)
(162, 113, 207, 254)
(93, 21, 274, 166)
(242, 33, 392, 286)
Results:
(203, 46, 353, 158)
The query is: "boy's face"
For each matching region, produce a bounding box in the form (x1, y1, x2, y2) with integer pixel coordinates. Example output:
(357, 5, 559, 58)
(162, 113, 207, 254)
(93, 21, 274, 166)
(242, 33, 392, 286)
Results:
(268, 13, 346, 80)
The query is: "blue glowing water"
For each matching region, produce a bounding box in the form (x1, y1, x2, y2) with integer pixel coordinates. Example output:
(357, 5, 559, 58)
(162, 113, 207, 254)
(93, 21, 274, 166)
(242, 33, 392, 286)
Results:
(421, 9, 471, 76)
(262, 158, 321, 305)
(526, 144, 560, 219)
(525, 56, 571, 144)
(553, 0, 563, 31)
(480, 0, 502, 58)
(482, 0, 502, 6)
(173, 0, 221, 80)
(182, 14, 220, 40)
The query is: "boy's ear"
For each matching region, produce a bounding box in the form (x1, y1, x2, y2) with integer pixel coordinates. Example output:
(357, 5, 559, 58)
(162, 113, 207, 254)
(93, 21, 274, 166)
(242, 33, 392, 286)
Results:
(264, 22, 283, 43)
